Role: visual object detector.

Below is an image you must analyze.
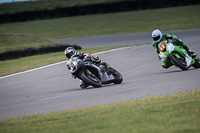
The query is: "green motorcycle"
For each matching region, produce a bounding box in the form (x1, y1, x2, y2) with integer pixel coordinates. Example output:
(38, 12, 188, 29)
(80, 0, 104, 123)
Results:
(158, 40, 200, 70)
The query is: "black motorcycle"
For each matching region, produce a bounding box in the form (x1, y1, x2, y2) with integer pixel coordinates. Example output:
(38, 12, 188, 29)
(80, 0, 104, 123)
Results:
(68, 55, 123, 88)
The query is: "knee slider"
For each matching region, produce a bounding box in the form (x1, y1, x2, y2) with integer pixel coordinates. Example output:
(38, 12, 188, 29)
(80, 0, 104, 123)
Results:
(162, 63, 169, 69)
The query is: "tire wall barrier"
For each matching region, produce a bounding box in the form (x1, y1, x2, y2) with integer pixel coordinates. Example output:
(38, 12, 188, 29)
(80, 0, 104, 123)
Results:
(0, 0, 200, 23)
(0, 44, 82, 61)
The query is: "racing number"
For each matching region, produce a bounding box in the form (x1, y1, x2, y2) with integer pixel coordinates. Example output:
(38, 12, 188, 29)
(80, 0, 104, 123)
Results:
(159, 43, 167, 52)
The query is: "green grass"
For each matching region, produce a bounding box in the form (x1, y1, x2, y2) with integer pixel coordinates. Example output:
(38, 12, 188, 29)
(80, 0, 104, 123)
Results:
(0, 90, 199, 133)
(0, 5, 200, 76)
(0, 45, 134, 76)
(0, 34, 54, 53)
(0, 0, 123, 14)
(0, 4, 200, 40)
(0, 5, 200, 53)
(0, 4, 199, 132)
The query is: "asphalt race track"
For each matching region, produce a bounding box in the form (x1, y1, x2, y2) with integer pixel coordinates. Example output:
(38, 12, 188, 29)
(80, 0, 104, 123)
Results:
(0, 29, 200, 120)
(52, 29, 200, 48)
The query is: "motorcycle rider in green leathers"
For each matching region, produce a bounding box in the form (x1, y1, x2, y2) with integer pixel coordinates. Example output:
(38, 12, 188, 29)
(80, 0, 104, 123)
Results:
(152, 29, 195, 68)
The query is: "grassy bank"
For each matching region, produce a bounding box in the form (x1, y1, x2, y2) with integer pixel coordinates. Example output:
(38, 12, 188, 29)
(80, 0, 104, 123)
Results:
(0, 0, 123, 14)
(0, 45, 133, 76)
(0, 34, 54, 53)
(0, 4, 200, 40)
(0, 5, 199, 53)
(0, 5, 200, 76)
(0, 90, 199, 133)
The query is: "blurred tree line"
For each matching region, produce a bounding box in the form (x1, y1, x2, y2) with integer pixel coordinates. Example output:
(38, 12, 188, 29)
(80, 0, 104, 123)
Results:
(0, 0, 199, 23)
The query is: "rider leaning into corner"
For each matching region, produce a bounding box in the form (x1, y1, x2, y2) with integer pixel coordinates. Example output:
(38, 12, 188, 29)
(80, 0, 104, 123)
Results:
(152, 29, 195, 68)
(65, 47, 110, 88)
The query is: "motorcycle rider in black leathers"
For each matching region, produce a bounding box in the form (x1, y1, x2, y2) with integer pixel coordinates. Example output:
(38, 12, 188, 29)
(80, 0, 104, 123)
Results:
(65, 47, 109, 88)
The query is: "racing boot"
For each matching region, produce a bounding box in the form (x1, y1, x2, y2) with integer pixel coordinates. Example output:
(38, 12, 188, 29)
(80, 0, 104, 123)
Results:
(80, 80, 89, 89)
(185, 48, 196, 58)
(179, 42, 196, 57)
(184, 45, 195, 57)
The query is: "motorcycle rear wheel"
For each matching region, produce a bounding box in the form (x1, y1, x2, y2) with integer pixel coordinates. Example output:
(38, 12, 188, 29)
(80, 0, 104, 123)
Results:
(80, 70, 102, 88)
(192, 58, 200, 68)
(170, 55, 188, 70)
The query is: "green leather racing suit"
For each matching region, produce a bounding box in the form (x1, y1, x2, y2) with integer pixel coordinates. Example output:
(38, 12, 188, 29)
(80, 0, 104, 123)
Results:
(152, 33, 191, 68)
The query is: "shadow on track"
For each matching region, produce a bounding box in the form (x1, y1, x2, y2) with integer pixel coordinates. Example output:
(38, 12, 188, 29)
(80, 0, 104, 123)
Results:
(143, 67, 197, 77)
(62, 83, 124, 92)
(161, 67, 197, 74)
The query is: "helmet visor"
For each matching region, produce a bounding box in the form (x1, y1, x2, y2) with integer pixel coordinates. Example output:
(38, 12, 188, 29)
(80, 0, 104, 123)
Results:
(66, 51, 74, 58)
(153, 35, 161, 41)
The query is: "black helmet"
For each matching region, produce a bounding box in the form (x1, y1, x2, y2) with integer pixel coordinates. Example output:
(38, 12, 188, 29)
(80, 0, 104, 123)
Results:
(91, 55, 101, 64)
(64, 47, 76, 59)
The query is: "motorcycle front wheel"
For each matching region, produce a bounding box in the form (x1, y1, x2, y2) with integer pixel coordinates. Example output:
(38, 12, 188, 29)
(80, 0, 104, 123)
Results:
(170, 55, 188, 70)
(107, 67, 123, 84)
(80, 69, 102, 87)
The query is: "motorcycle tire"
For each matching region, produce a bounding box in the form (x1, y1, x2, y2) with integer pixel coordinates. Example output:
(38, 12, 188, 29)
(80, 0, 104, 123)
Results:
(170, 55, 188, 70)
(80, 70, 102, 88)
(192, 58, 200, 68)
(108, 67, 123, 84)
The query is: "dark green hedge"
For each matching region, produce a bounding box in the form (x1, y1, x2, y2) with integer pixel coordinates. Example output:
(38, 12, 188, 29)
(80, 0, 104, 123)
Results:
(0, 0, 199, 23)
(0, 44, 81, 60)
